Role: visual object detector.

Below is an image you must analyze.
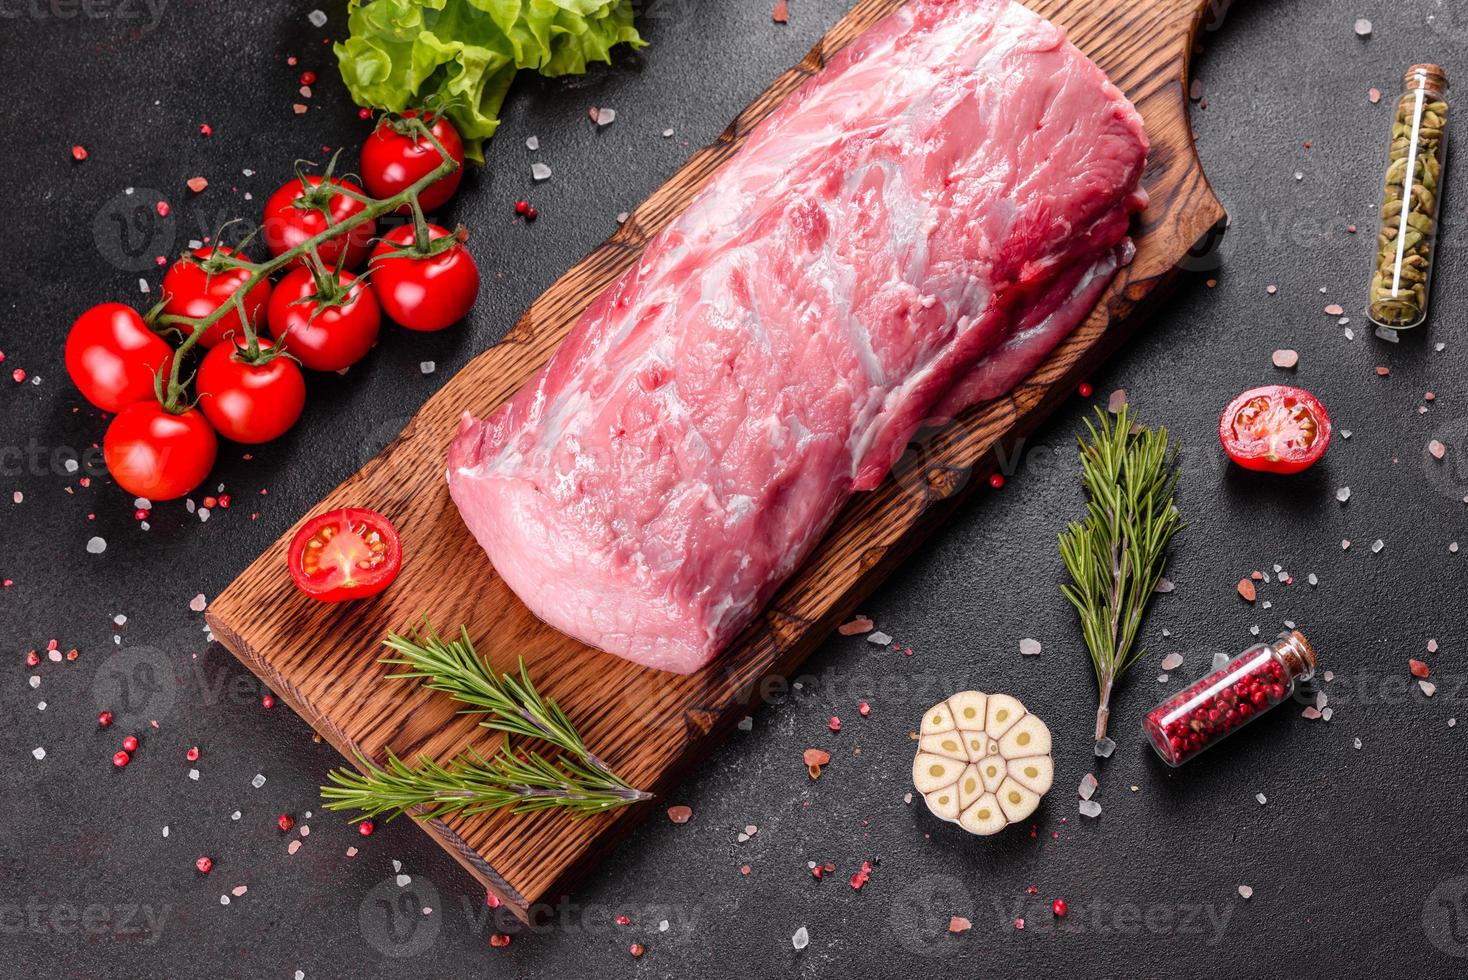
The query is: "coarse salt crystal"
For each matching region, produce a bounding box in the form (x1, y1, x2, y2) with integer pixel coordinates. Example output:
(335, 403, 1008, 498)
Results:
(189, 594, 207, 612)
(1271, 349, 1298, 369)
(1078, 773, 1098, 800)
(1238, 884, 1254, 900)
(868, 631, 893, 646)
(86, 536, 106, 554)
(525, 136, 539, 151)
(531, 163, 552, 181)
(308, 9, 327, 27)
(1420, 680, 1437, 697)
(420, 361, 436, 375)
(1336, 487, 1350, 503)
(792, 926, 809, 950)
(1160, 653, 1183, 671)
(32, 747, 45, 760)
(1256, 793, 1267, 805)
(251, 774, 266, 788)
(1354, 17, 1371, 35)
(1371, 539, 1384, 554)
(396, 874, 411, 887)
(1093, 737, 1115, 758)
(1078, 799, 1102, 819)
(1019, 638, 1042, 656)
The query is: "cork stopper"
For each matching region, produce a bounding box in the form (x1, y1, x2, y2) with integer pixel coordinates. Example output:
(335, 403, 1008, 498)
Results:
(1405, 64, 1449, 97)
(1273, 630, 1318, 682)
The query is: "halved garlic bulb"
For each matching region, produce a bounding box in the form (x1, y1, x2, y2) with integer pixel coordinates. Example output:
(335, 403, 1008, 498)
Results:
(912, 690, 1053, 835)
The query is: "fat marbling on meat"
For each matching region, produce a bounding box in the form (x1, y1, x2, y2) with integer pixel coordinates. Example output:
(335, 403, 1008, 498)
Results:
(448, 0, 1150, 673)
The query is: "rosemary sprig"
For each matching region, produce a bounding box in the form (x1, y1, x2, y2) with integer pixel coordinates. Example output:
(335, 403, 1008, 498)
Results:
(321, 622, 650, 822)
(1058, 405, 1184, 743)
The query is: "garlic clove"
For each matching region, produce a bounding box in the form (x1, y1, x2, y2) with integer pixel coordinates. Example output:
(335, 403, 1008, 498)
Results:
(998, 714, 1051, 759)
(919, 733, 969, 761)
(960, 730, 990, 761)
(958, 793, 1007, 835)
(1006, 755, 1054, 796)
(957, 764, 985, 809)
(921, 701, 957, 735)
(978, 755, 1006, 793)
(995, 776, 1040, 824)
(925, 784, 961, 820)
(912, 753, 961, 795)
(984, 694, 1025, 738)
(945, 691, 988, 729)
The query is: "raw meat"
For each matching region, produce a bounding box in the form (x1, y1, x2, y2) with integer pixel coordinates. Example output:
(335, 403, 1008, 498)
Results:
(448, 0, 1149, 673)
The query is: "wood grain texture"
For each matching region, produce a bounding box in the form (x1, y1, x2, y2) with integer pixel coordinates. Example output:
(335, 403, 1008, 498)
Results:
(206, 0, 1225, 922)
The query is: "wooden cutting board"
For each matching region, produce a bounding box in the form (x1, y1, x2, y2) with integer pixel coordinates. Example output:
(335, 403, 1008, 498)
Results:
(207, 0, 1225, 922)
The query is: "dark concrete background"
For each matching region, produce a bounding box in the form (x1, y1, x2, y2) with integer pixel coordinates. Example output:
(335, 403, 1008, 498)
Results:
(5, 0, 1468, 976)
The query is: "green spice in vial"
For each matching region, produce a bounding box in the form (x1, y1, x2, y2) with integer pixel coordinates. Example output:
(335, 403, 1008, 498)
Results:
(1368, 64, 1450, 330)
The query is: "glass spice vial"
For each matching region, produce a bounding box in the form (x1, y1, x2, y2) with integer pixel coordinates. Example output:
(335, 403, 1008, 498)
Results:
(1143, 631, 1318, 767)
(1367, 65, 1450, 331)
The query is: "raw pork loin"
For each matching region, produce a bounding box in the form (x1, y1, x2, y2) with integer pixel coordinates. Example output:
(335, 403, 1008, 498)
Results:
(448, 0, 1149, 673)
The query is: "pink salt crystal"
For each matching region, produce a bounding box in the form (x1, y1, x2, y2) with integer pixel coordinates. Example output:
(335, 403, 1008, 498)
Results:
(1266, 284, 1278, 295)
(1271, 349, 1298, 369)
(1302, 706, 1322, 719)
(287, 839, 302, 855)
(1369, 87, 1382, 103)
(1428, 639, 1439, 653)
(1429, 440, 1447, 460)
(1324, 303, 1345, 316)
(1107, 389, 1128, 413)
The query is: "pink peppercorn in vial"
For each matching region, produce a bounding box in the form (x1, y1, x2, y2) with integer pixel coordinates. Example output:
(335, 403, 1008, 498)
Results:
(1143, 631, 1318, 766)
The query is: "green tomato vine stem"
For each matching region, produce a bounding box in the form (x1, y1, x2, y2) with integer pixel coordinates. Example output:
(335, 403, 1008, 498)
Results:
(150, 118, 459, 413)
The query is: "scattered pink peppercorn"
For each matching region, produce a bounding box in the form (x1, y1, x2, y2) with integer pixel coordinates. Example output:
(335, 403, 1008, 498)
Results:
(277, 814, 295, 832)
(13, 368, 26, 383)
(186, 746, 200, 762)
(113, 750, 130, 768)
(199, 123, 213, 136)
(300, 70, 317, 85)
(515, 200, 529, 215)
(71, 145, 88, 161)
(98, 711, 113, 727)
(217, 494, 231, 508)
(1078, 381, 1094, 397)
(988, 472, 1005, 489)
(358, 820, 375, 837)
(121, 735, 139, 753)
(525, 206, 539, 221)
(26, 650, 40, 667)
(358, 107, 373, 120)
(615, 914, 631, 926)
(1052, 898, 1068, 917)
(195, 856, 213, 874)
(489, 933, 512, 948)
(156, 201, 169, 217)
(261, 695, 275, 709)
(858, 702, 870, 717)
(134, 508, 149, 521)
(828, 716, 842, 732)
(202, 496, 217, 509)
(629, 943, 645, 957)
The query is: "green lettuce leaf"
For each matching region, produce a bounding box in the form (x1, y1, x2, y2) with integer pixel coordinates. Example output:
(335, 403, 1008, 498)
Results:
(334, 0, 645, 164)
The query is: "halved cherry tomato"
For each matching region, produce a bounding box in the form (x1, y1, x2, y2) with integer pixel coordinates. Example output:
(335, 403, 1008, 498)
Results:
(360, 110, 465, 214)
(288, 507, 402, 602)
(265, 267, 381, 372)
(196, 338, 306, 444)
(262, 175, 377, 270)
(369, 223, 480, 332)
(64, 303, 174, 412)
(1219, 385, 1332, 474)
(160, 246, 271, 348)
(103, 401, 217, 500)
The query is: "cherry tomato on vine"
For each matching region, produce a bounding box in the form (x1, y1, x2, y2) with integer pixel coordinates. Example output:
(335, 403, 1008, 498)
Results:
(160, 246, 271, 349)
(64, 303, 174, 412)
(262, 175, 377, 270)
(369, 223, 480, 332)
(266, 267, 381, 372)
(287, 507, 402, 602)
(1219, 385, 1332, 474)
(196, 338, 306, 444)
(103, 401, 217, 500)
(360, 110, 465, 214)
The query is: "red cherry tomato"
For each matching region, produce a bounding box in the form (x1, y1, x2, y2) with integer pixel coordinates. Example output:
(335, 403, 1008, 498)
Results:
(265, 267, 381, 372)
(160, 246, 271, 349)
(64, 303, 174, 412)
(1219, 385, 1332, 474)
(196, 338, 307, 444)
(103, 402, 217, 500)
(262, 176, 377, 270)
(361, 110, 465, 214)
(369, 224, 480, 332)
(287, 507, 402, 602)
